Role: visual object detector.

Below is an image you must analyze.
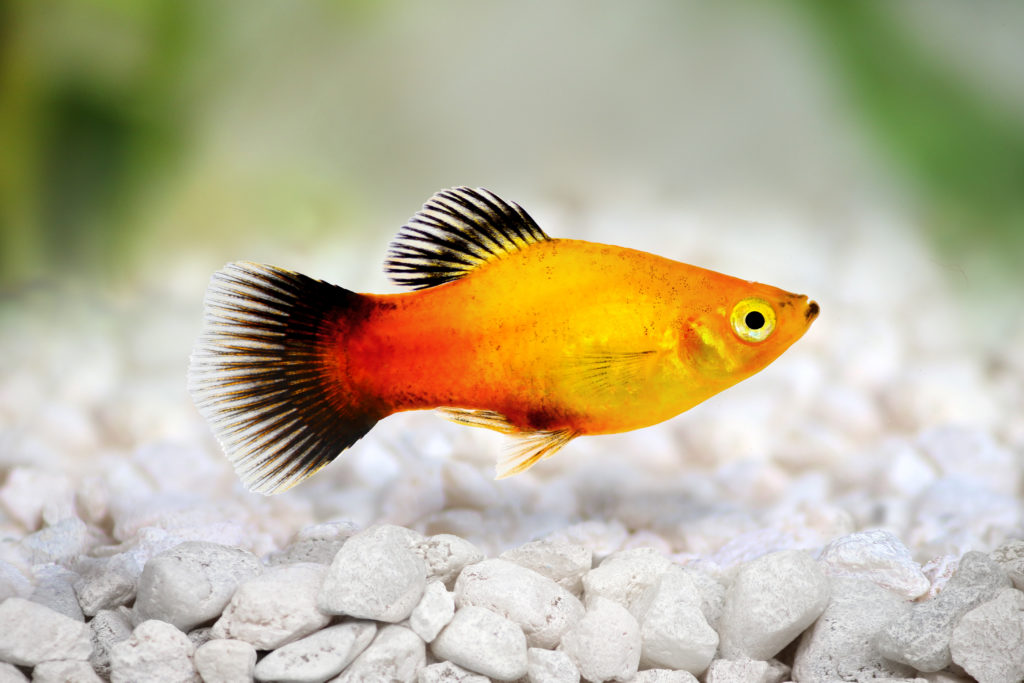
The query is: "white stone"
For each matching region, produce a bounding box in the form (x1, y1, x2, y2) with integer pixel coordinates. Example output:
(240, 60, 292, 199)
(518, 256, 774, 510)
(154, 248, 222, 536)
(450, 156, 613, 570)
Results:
(453, 558, 584, 649)
(417, 661, 490, 683)
(0, 562, 31, 603)
(717, 550, 830, 660)
(135, 541, 263, 632)
(410, 580, 455, 643)
(414, 534, 484, 587)
(990, 539, 1024, 590)
(558, 596, 641, 683)
(0, 598, 92, 666)
(917, 426, 1018, 496)
(683, 566, 727, 629)
(581, 548, 673, 612)
(88, 608, 134, 679)
(819, 529, 930, 600)
(266, 520, 358, 566)
(30, 564, 84, 621)
(501, 539, 592, 596)
(949, 587, 1024, 683)
(334, 625, 425, 683)
(319, 524, 427, 622)
(254, 621, 375, 682)
(705, 658, 790, 683)
(632, 566, 718, 674)
(194, 638, 256, 683)
(877, 551, 1012, 672)
(527, 647, 580, 683)
(31, 660, 103, 683)
(630, 670, 699, 683)
(0, 468, 75, 531)
(211, 563, 330, 650)
(430, 606, 528, 681)
(73, 554, 139, 617)
(793, 578, 916, 682)
(109, 619, 198, 683)
(19, 518, 90, 565)
(544, 520, 629, 563)
(0, 662, 27, 682)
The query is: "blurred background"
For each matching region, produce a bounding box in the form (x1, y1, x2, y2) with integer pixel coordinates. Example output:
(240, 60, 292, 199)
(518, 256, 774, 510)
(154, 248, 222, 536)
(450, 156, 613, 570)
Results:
(2, 0, 1022, 296)
(1, 0, 1023, 559)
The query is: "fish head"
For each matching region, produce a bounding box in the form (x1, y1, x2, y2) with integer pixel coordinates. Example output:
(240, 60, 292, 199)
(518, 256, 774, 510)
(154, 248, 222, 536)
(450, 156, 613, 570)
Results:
(680, 280, 819, 385)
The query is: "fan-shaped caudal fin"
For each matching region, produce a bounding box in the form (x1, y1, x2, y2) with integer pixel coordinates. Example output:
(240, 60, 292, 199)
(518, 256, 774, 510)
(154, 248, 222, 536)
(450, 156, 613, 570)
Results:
(188, 262, 379, 494)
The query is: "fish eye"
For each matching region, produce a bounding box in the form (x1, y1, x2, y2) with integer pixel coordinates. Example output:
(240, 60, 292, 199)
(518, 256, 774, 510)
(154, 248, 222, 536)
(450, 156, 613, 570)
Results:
(730, 298, 776, 343)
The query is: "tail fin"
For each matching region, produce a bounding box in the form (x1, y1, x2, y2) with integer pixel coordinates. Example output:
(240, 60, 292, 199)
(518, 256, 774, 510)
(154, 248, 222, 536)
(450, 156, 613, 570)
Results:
(188, 262, 378, 494)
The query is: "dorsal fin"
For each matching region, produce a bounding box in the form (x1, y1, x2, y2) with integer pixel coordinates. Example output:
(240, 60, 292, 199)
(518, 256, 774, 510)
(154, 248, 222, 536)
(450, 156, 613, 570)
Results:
(385, 187, 550, 290)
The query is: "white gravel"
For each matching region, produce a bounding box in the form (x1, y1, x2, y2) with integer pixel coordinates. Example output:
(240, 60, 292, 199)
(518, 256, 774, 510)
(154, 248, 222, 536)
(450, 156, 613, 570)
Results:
(1, 201, 1023, 680)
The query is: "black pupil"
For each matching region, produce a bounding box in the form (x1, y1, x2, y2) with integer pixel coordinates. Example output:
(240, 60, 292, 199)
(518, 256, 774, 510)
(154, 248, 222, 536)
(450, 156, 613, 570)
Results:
(745, 311, 766, 330)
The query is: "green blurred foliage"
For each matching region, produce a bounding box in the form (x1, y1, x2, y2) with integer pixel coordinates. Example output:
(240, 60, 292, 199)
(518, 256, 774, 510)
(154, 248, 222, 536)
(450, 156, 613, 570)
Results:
(1, 0, 1021, 292)
(792, 0, 1024, 267)
(0, 0, 203, 287)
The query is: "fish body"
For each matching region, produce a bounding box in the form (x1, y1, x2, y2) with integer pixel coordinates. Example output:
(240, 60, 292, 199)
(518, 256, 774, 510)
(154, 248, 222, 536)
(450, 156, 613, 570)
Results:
(189, 188, 818, 493)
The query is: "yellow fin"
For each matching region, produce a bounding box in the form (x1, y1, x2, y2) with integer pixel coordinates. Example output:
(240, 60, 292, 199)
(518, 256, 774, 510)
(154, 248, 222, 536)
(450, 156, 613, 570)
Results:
(496, 429, 577, 479)
(561, 349, 658, 394)
(438, 408, 576, 478)
(438, 408, 519, 434)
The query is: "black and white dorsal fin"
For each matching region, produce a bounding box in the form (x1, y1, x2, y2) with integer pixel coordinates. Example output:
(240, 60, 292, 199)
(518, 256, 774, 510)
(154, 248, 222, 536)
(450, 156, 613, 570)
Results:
(385, 187, 550, 290)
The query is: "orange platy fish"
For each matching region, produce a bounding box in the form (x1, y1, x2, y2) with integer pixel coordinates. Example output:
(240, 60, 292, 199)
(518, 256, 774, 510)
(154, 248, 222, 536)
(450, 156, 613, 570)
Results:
(189, 187, 819, 494)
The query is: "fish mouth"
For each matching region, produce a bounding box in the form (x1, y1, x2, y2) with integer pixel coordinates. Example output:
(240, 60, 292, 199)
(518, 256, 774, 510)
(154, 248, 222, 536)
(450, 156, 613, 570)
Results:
(805, 300, 820, 321)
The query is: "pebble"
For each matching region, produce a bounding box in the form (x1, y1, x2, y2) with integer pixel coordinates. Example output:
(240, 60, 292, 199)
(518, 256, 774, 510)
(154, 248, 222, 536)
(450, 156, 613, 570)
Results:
(949, 587, 1024, 683)
(0, 468, 75, 531)
(792, 577, 916, 682)
(581, 548, 673, 611)
(19, 518, 90, 565)
(717, 550, 830, 660)
(631, 566, 718, 674)
(135, 541, 263, 631)
(818, 529, 931, 599)
(88, 608, 133, 679)
(265, 520, 357, 566)
(0, 598, 92, 667)
(682, 566, 726, 629)
(500, 539, 592, 596)
(431, 606, 528, 681)
(544, 520, 629, 563)
(73, 553, 141, 616)
(0, 662, 27, 683)
(254, 620, 376, 682)
(318, 524, 427, 622)
(31, 659, 103, 683)
(630, 671, 699, 683)
(453, 558, 584, 649)
(0, 562, 31, 603)
(558, 596, 641, 683)
(414, 534, 485, 587)
(334, 624, 425, 683)
(989, 539, 1024, 590)
(30, 564, 85, 621)
(418, 661, 490, 683)
(877, 551, 1012, 672)
(704, 658, 790, 683)
(526, 647, 580, 683)
(410, 580, 455, 643)
(193, 638, 256, 683)
(211, 562, 331, 650)
(109, 619, 198, 683)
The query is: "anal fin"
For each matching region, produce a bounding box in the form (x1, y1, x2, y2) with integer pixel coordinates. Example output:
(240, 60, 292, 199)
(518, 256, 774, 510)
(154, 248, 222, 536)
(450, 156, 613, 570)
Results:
(438, 408, 576, 478)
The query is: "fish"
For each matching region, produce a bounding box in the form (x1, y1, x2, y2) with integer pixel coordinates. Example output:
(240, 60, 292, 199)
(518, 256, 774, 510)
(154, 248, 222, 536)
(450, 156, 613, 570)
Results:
(189, 187, 819, 494)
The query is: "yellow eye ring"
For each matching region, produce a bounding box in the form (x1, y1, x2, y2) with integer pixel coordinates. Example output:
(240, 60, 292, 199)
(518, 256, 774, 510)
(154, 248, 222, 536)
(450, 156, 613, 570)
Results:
(730, 298, 776, 343)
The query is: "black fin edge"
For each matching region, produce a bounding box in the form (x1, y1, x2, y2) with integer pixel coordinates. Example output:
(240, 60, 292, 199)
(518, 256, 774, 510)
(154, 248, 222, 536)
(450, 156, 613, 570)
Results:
(385, 187, 550, 290)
